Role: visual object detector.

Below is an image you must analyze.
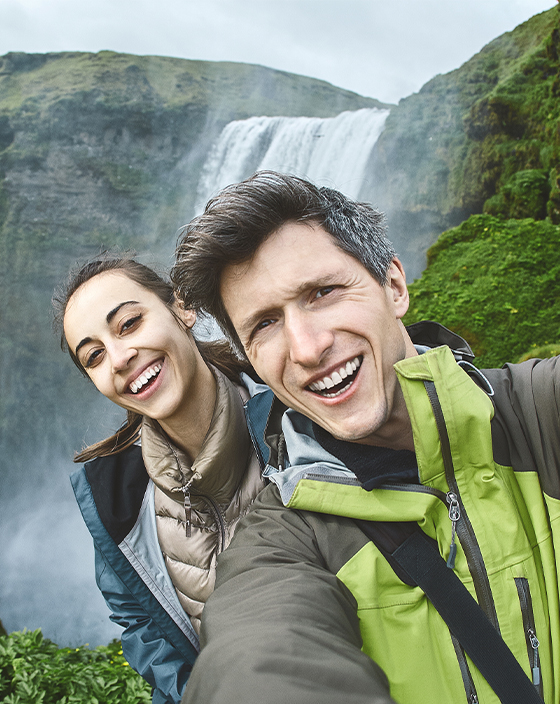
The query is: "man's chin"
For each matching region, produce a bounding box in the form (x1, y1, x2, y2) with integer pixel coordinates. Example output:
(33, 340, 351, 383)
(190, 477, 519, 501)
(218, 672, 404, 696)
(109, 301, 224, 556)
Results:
(310, 417, 380, 445)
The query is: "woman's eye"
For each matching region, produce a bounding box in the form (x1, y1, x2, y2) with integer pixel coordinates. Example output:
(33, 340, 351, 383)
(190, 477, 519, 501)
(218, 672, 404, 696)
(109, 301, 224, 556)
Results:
(121, 314, 141, 333)
(85, 349, 103, 369)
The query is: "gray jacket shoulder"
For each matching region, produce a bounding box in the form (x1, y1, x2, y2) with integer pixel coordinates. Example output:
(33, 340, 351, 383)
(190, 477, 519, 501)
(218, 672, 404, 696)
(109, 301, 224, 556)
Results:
(486, 356, 560, 498)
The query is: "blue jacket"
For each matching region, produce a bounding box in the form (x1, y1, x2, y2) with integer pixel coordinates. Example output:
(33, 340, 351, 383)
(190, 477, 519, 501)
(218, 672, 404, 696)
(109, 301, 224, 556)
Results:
(70, 378, 273, 704)
(71, 445, 199, 703)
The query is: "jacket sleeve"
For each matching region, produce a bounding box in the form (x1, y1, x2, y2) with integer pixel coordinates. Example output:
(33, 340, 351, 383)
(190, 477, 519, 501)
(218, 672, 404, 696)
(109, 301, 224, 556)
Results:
(181, 484, 397, 704)
(95, 545, 193, 704)
(487, 356, 560, 499)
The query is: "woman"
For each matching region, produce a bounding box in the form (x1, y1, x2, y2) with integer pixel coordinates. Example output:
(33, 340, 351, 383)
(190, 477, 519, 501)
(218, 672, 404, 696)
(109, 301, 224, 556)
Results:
(53, 256, 268, 704)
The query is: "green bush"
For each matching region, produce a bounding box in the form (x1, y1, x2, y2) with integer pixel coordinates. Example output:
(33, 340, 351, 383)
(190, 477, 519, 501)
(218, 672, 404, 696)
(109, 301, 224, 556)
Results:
(0, 629, 152, 704)
(404, 214, 560, 368)
(517, 342, 560, 362)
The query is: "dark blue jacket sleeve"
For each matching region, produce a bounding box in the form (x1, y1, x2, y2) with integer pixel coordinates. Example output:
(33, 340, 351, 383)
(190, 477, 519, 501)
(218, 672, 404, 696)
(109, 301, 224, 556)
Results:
(95, 545, 193, 704)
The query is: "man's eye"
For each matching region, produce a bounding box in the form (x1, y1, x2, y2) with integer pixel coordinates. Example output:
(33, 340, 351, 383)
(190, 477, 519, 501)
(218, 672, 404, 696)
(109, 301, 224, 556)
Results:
(250, 318, 276, 341)
(255, 318, 274, 333)
(314, 286, 335, 299)
(121, 314, 141, 333)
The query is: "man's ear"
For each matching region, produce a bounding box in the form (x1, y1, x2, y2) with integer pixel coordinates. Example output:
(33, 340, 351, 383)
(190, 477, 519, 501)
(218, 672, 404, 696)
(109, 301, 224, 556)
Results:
(387, 258, 409, 320)
(173, 294, 197, 329)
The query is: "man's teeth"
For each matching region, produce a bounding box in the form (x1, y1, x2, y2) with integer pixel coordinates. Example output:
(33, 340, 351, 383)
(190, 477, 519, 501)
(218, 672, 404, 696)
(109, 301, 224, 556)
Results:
(130, 363, 162, 394)
(308, 357, 361, 394)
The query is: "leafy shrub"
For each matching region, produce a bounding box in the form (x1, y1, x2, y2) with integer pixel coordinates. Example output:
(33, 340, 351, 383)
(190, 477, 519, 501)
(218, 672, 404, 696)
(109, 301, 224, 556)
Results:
(404, 214, 560, 368)
(517, 343, 560, 362)
(484, 169, 550, 220)
(0, 629, 152, 704)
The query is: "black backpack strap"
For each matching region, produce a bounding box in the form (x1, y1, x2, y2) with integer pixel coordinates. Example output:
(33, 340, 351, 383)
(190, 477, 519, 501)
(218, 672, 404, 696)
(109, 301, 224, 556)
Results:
(355, 520, 544, 704)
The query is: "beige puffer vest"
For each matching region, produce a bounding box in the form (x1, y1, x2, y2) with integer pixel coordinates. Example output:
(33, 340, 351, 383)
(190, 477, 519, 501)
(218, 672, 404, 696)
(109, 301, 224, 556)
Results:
(140, 369, 265, 633)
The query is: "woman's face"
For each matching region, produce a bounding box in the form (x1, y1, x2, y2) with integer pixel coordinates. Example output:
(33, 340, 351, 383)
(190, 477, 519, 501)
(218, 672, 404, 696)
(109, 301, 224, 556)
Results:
(63, 271, 209, 428)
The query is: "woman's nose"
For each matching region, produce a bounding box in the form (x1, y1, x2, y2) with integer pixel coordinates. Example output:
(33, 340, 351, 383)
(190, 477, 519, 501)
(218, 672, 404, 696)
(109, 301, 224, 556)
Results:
(108, 342, 137, 373)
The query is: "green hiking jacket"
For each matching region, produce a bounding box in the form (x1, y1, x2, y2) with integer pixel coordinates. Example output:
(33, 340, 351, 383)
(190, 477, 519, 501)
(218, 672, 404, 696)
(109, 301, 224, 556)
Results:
(183, 343, 560, 704)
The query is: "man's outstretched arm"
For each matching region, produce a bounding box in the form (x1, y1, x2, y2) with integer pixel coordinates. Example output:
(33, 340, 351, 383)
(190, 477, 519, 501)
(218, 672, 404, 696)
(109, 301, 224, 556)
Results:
(182, 484, 397, 704)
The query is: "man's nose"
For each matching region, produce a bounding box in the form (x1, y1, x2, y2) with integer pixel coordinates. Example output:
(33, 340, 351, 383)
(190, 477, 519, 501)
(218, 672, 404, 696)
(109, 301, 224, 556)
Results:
(285, 310, 333, 368)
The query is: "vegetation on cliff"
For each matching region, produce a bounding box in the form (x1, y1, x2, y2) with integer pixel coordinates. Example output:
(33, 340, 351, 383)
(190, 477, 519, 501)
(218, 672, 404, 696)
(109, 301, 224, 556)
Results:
(363, 5, 560, 275)
(404, 214, 560, 368)
(0, 630, 150, 703)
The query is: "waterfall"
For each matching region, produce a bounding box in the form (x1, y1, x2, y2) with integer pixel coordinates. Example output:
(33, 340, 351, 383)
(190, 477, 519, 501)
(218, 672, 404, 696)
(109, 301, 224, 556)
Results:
(195, 107, 390, 211)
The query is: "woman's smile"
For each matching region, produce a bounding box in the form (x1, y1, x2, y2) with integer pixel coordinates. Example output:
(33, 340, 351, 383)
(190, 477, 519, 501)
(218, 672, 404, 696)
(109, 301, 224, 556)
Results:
(127, 359, 164, 395)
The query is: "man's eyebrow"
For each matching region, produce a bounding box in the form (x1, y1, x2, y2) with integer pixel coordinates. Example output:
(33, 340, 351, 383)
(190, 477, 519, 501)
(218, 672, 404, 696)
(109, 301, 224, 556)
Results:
(74, 301, 139, 357)
(237, 275, 340, 339)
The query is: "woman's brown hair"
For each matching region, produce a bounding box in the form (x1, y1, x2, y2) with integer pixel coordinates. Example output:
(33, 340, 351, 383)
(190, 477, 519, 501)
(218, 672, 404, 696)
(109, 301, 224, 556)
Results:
(53, 254, 249, 463)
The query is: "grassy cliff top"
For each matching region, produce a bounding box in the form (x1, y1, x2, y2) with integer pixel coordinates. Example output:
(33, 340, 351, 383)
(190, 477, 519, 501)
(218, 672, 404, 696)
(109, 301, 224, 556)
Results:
(420, 7, 558, 98)
(0, 50, 388, 119)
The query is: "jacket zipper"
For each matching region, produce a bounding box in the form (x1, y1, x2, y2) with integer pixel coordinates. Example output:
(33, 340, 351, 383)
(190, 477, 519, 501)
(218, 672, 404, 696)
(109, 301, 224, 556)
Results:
(424, 380, 500, 632)
(168, 442, 227, 551)
(181, 482, 226, 552)
(302, 474, 481, 703)
(450, 632, 479, 703)
(446, 492, 460, 569)
(514, 577, 543, 697)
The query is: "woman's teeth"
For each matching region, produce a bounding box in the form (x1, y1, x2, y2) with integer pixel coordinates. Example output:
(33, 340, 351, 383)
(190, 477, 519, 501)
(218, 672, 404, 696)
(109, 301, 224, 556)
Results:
(130, 363, 162, 394)
(308, 357, 362, 396)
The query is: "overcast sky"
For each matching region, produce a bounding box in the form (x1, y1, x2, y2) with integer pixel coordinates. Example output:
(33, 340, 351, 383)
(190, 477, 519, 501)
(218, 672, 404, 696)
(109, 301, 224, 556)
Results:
(0, 0, 557, 104)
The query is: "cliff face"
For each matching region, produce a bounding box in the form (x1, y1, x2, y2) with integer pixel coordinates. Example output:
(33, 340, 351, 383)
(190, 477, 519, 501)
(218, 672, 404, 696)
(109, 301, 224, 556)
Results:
(2, 8, 559, 470)
(0, 50, 382, 253)
(361, 5, 560, 278)
(0, 51, 379, 476)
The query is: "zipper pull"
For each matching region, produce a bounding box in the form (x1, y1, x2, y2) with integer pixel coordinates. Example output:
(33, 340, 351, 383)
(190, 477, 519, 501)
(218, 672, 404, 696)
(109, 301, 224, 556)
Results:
(277, 434, 286, 472)
(181, 483, 192, 537)
(528, 629, 541, 686)
(446, 492, 460, 569)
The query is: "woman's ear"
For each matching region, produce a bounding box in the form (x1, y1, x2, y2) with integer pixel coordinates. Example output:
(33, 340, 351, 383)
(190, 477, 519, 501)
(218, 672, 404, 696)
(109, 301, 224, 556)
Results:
(173, 294, 197, 329)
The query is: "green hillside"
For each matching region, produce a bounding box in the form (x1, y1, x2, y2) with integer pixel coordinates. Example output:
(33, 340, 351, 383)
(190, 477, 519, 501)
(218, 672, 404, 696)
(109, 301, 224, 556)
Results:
(404, 214, 560, 368)
(364, 5, 560, 277)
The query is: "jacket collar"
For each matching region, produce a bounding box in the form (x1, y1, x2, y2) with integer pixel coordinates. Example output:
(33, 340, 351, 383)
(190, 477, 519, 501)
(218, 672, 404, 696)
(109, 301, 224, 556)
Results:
(141, 368, 252, 504)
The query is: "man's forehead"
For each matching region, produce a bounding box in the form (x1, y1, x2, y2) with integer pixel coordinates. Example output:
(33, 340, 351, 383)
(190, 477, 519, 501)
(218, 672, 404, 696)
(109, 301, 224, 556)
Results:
(222, 223, 352, 283)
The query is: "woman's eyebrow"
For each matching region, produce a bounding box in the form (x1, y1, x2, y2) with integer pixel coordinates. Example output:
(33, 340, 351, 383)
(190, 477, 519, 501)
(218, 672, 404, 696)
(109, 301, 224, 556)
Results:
(74, 301, 139, 356)
(106, 300, 139, 324)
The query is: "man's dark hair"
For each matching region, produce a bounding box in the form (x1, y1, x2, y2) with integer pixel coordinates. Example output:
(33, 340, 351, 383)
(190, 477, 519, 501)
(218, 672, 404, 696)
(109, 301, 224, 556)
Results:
(172, 171, 396, 353)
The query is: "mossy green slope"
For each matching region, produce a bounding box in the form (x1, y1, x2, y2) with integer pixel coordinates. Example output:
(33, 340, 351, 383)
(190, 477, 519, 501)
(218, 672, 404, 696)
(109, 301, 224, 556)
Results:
(0, 50, 386, 117)
(362, 5, 560, 278)
(404, 214, 560, 368)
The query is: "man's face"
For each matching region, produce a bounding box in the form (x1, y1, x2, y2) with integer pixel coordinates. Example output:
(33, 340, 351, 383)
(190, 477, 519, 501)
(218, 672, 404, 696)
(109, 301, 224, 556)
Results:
(221, 221, 416, 446)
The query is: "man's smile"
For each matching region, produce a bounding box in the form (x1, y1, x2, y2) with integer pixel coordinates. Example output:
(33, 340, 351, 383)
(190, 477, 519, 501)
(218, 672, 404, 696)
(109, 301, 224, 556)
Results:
(307, 356, 362, 398)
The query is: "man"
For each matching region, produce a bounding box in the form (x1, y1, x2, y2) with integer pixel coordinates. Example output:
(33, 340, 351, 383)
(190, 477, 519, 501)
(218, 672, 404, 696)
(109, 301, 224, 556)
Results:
(172, 171, 560, 704)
